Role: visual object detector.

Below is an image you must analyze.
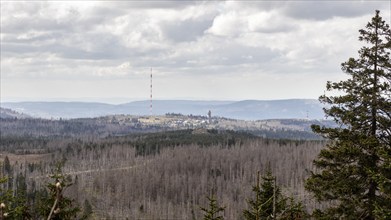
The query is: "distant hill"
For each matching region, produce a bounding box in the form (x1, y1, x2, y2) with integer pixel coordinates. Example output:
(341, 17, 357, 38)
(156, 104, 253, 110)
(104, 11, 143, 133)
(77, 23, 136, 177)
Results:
(212, 99, 324, 120)
(1, 99, 326, 120)
(0, 107, 31, 119)
(1, 102, 116, 119)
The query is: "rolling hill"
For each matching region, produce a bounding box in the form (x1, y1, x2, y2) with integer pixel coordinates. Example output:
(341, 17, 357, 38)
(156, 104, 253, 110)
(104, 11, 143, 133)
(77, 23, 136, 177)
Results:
(1, 99, 326, 120)
(0, 107, 31, 119)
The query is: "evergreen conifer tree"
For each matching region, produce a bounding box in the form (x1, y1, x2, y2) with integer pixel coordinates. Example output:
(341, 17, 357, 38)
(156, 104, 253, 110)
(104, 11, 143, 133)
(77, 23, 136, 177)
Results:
(81, 199, 93, 220)
(279, 197, 307, 220)
(306, 10, 391, 219)
(0, 176, 30, 219)
(3, 157, 11, 175)
(37, 164, 80, 219)
(243, 169, 286, 220)
(200, 194, 225, 220)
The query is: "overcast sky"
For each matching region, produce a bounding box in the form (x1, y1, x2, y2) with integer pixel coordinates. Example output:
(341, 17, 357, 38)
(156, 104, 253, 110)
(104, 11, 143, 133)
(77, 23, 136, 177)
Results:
(1, 1, 390, 103)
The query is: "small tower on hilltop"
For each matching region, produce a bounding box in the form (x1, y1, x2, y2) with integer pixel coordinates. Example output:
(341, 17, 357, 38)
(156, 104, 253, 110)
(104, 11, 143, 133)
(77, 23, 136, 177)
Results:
(208, 110, 212, 124)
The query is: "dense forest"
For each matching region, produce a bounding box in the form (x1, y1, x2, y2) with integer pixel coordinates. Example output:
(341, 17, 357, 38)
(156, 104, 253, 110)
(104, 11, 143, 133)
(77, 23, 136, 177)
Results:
(1, 128, 324, 219)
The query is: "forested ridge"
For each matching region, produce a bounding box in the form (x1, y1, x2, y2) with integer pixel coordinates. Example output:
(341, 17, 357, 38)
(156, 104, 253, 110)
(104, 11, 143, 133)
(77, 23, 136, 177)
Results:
(0, 114, 327, 141)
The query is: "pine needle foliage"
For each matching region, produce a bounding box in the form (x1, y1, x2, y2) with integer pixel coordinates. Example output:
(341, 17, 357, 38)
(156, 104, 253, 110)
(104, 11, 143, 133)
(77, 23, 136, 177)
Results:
(37, 164, 80, 219)
(279, 197, 307, 220)
(306, 10, 391, 219)
(200, 194, 225, 220)
(243, 169, 286, 220)
(0, 175, 30, 219)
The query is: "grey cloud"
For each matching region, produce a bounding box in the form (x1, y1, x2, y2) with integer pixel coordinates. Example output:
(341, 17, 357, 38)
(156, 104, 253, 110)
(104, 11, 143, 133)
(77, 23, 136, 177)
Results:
(203, 44, 279, 66)
(2, 15, 70, 34)
(129, 39, 279, 74)
(283, 1, 389, 20)
(2, 33, 128, 61)
(227, 2, 286, 12)
(161, 18, 214, 42)
(232, 1, 389, 20)
(2, 3, 68, 33)
(253, 24, 296, 34)
(1, 3, 124, 35)
(1, 31, 66, 46)
(249, 17, 297, 34)
(107, 1, 199, 9)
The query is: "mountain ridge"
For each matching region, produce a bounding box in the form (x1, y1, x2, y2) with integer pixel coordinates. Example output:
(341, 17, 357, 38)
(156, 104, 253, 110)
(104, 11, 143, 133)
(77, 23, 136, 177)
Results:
(1, 99, 325, 120)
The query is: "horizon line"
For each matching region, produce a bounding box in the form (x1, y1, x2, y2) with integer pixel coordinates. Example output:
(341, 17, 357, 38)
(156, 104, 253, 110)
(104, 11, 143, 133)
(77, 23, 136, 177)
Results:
(0, 97, 320, 105)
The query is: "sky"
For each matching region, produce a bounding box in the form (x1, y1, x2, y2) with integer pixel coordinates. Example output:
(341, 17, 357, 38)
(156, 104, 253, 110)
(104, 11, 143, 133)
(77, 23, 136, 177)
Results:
(1, 1, 390, 104)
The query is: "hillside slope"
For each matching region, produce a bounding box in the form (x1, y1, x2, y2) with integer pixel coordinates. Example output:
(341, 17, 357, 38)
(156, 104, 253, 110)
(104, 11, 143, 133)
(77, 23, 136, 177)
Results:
(0, 107, 31, 119)
(1, 99, 325, 120)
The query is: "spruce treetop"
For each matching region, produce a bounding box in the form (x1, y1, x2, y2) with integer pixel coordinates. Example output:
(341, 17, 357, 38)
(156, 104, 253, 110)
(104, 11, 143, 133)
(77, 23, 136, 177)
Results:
(307, 10, 391, 219)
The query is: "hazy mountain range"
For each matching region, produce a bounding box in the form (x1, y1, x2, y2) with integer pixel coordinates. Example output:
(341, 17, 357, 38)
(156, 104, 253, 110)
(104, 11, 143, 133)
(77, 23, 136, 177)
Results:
(0, 107, 32, 119)
(0, 99, 326, 120)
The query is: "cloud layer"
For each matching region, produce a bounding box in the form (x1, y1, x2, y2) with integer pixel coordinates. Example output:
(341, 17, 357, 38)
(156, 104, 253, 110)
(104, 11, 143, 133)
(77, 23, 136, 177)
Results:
(1, 1, 390, 102)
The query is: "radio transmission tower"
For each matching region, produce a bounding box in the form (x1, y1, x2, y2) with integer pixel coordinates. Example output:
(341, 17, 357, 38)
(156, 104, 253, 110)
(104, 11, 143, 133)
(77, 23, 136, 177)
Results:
(150, 68, 152, 116)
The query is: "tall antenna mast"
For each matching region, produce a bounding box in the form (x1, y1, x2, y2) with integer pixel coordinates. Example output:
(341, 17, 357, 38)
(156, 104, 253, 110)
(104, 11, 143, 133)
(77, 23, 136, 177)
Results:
(150, 67, 152, 116)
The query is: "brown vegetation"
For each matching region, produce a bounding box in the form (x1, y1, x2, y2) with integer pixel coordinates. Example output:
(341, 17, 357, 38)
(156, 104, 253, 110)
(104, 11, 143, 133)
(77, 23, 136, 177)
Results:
(6, 137, 323, 219)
